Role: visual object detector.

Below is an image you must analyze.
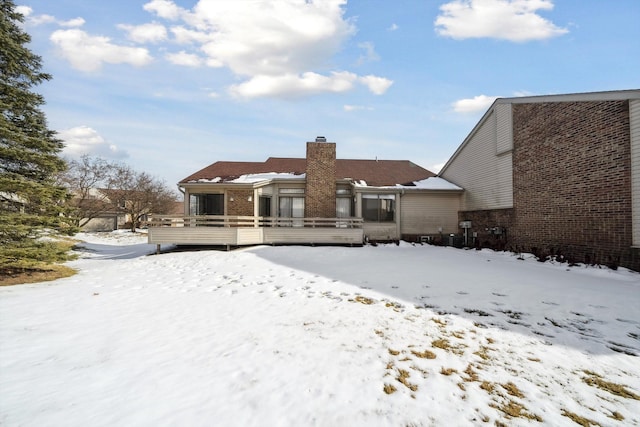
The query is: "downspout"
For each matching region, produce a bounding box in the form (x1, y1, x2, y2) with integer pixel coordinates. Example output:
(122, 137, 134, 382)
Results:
(397, 189, 404, 241)
(177, 185, 187, 216)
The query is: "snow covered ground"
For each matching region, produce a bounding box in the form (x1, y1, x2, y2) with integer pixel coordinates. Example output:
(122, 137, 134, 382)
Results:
(1, 231, 639, 426)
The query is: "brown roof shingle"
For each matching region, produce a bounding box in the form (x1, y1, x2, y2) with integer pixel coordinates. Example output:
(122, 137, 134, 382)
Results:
(180, 157, 435, 187)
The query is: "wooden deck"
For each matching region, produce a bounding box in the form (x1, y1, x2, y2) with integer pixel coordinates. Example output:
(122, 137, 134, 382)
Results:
(146, 216, 364, 247)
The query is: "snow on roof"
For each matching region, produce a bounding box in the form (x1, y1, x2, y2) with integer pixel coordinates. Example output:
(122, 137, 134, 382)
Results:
(407, 177, 462, 190)
(187, 174, 460, 190)
(193, 177, 222, 183)
(228, 172, 305, 183)
(353, 176, 461, 190)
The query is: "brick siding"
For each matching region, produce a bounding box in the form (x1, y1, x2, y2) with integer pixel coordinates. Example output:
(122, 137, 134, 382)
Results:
(305, 142, 336, 218)
(457, 208, 515, 251)
(226, 189, 254, 217)
(510, 100, 637, 270)
(455, 100, 639, 271)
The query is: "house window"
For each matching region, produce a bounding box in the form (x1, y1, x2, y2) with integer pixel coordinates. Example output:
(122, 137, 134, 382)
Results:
(279, 196, 304, 227)
(259, 196, 271, 217)
(279, 197, 304, 217)
(279, 188, 305, 194)
(336, 197, 352, 218)
(189, 194, 224, 215)
(362, 194, 395, 222)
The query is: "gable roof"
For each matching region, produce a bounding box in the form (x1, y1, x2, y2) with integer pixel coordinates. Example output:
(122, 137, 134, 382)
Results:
(439, 89, 640, 176)
(180, 157, 435, 187)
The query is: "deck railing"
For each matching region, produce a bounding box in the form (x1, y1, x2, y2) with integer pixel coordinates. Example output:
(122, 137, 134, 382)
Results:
(145, 215, 364, 229)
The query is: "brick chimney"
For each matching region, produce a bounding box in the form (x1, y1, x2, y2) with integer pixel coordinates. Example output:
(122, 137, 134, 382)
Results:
(305, 137, 336, 218)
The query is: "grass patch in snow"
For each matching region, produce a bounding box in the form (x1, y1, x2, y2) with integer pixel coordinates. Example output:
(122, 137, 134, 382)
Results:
(491, 399, 542, 422)
(474, 345, 493, 361)
(463, 364, 480, 382)
(383, 383, 397, 394)
(396, 369, 418, 392)
(582, 370, 640, 400)
(352, 295, 374, 305)
(440, 367, 457, 376)
(430, 317, 447, 327)
(431, 338, 450, 350)
(609, 411, 624, 421)
(561, 409, 600, 426)
(501, 382, 524, 398)
(480, 381, 495, 393)
(410, 349, 436, 359)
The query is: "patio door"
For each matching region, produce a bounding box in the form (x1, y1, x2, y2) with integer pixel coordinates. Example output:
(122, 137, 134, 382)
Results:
(336, 197, 352, 227)
(279, 197, 304, 227)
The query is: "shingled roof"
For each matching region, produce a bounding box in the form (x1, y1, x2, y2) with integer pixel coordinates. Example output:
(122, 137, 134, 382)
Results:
(180, 157, 435, 187)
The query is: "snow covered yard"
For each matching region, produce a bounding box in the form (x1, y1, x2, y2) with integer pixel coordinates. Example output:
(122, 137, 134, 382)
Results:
(1, 232, 639, 427)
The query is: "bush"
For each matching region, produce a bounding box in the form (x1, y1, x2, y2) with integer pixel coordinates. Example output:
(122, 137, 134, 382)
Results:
(0, 239, 78, 281)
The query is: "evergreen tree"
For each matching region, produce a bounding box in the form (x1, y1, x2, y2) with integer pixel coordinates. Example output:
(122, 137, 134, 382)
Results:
(1, 0, 72, 269)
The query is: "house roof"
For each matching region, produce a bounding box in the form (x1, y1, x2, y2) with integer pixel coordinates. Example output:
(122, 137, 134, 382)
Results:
(439, 89, 640, 176)
(180, 157, 436, 187)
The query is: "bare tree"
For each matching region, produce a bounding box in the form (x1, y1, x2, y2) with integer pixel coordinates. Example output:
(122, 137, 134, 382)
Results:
(58, 155, 116, 227)
(107, 164, 177, 232)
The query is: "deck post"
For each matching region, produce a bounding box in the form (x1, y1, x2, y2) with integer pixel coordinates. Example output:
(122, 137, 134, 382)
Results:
(156, 244, 161, 255)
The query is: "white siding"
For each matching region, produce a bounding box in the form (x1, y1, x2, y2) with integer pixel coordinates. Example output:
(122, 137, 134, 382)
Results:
(496, 103, 513, 154)
(631, 99, 640, 247)
(264, 228, 363, 244)
(148, 225, 363, 245)
(400, 193, 461, 235)
(363, 223, 399, 241)
(81, 216, 117, 232)
(440, 110, 513, 211)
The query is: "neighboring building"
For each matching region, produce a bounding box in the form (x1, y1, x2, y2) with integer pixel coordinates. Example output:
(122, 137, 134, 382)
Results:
(77, 188, 123, 232)
(439, 89, 640, 271)
(77, 189, 183, 232)
(148, 138, 462, 247)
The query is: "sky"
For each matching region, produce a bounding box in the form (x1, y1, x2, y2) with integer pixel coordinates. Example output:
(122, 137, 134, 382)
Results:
(1, 232, 639, 425)
(15, 0, 640, 188)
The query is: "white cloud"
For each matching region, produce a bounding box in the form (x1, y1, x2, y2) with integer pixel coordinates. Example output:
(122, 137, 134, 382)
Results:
(60, 17, 85, 28)
(229, 71, 358, 99)
(228, 71, 393, 99)
(50, 29, 153, 72)
(15, 5, 32, 17)
(357, 42, 380, 64)
(165, 51, 203, 67)
(27, 13, 56, 26)
(435, 0, 568, 42)
(344, 105, 373, 112)
(118, 22, 167, 43)
(452, 94, 499, 113)
(170, 26, 211, 44)
(59, 126, 128, 159)
(139, 0, 393, 99)
(17, 7, 82, 27)
(358, 75, 393, 95)
(388, 23, 399, 31)
(192, 0, 355, 77)
(143, 0, 185, 20)
(45, 0, 392, 98)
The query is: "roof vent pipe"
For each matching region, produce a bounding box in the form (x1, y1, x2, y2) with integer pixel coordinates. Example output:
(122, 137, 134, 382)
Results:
(315, 136, 327, 142)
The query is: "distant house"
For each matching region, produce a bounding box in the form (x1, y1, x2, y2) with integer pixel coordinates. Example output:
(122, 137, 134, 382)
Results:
(76, 188, 124, 232)
(78, 189, 183, 232)
(148, 138, 462, 247)
(439, 89, 640, 271)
